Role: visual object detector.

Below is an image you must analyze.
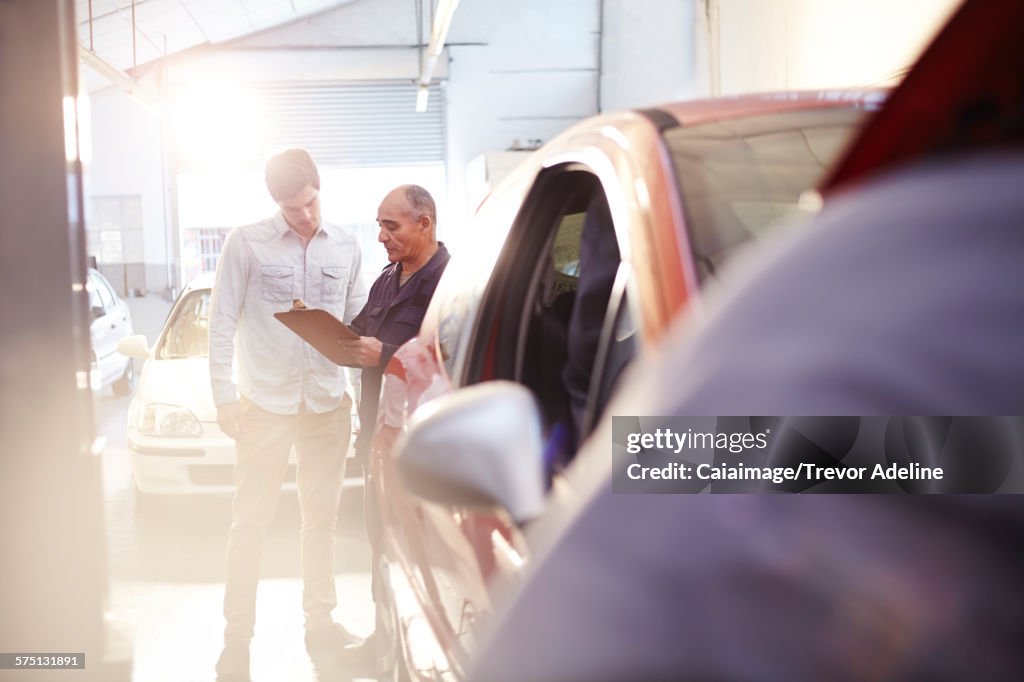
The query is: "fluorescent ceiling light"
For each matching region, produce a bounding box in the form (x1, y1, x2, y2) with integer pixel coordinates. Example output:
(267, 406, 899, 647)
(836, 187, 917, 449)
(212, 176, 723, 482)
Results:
(416, 0, 460, 110)
(427, 0, 462, 58)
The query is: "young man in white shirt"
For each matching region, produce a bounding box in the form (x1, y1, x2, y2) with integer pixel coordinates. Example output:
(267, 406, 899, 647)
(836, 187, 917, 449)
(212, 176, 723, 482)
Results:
(209, 148, 368, 680)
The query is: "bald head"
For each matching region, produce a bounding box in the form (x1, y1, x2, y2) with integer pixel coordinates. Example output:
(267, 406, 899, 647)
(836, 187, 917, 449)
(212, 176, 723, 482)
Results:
(376, 184, 439, 269)
(393, 184, 436, 233)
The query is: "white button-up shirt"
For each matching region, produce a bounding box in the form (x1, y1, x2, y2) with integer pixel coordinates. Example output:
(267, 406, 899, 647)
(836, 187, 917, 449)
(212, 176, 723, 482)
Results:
(209, 213, 368, 414)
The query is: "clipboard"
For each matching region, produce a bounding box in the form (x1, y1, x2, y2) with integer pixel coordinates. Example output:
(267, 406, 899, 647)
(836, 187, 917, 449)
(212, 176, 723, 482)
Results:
(274, 301, 360, 365)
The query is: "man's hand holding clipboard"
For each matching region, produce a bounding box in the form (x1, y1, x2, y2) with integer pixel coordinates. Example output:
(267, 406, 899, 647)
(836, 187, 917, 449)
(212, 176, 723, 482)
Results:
(335, 335, 382, 368)
(274, 299, 379, 367)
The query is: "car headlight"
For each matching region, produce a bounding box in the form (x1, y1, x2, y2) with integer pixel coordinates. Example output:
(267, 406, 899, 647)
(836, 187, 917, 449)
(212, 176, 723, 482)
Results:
(137, 403, 204, 438)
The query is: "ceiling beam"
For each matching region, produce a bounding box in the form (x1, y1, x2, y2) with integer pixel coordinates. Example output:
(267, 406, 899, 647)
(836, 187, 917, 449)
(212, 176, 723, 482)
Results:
(78, 45, 162, 113)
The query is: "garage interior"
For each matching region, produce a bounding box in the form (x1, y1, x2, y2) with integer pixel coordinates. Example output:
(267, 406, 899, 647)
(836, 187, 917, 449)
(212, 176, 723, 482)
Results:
(0, 1, 973, 681)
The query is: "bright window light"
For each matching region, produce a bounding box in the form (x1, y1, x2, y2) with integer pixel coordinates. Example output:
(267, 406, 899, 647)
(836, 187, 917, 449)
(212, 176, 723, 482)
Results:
(171, 79, 268, 169)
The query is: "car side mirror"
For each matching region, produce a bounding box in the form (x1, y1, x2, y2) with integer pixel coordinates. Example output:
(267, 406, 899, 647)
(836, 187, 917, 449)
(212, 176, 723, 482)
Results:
(396, 381, 546, 524)
(91, 305, 105, 319)
(117, 334, 151, 359)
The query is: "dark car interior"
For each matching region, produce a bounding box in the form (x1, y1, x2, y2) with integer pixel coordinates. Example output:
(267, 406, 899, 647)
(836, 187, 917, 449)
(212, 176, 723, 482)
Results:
(470, 169, 637, 474)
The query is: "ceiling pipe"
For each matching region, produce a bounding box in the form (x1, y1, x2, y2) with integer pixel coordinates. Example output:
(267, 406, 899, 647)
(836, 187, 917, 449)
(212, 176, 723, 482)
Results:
(415, 0, 424, 75)
(704, 0, 721, 97)
(416, 0, 461, 112)
(131, 0, 137, 72)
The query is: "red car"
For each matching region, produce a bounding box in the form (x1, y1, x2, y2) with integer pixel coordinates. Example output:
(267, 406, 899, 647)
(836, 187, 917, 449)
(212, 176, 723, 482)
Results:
(365, 90, 883, 680)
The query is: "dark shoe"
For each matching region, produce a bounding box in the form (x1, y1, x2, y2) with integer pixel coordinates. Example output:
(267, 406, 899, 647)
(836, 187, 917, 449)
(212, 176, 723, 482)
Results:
(304, 622, 362, 654)
(336, 632, 378, 673)
(215, 640, 250, 681)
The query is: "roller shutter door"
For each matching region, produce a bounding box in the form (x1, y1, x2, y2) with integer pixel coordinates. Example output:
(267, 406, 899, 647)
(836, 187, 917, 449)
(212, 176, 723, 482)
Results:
(255, 80, 444, 167)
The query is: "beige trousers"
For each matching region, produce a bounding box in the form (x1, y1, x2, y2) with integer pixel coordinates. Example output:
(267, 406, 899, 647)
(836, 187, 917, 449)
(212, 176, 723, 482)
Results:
(222, 395, 351, 642)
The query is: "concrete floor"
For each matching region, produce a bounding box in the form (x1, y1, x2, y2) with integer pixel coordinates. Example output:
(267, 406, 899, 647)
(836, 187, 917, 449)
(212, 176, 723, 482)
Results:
(97, 294, 375, 681)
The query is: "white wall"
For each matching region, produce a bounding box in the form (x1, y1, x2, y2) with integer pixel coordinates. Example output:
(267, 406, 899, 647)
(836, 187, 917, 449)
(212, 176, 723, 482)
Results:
(600, 0, 703, 112)
(599, 0, 961, 110)
(85, 90, 171, 292)
(443, 0, 601, 229)
(714, 0, 961, 95)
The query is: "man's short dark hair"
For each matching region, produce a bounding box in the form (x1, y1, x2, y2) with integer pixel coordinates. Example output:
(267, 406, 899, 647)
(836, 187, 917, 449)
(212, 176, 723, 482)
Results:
(402, 184, 436, 227)
(265, 148, 320, 202)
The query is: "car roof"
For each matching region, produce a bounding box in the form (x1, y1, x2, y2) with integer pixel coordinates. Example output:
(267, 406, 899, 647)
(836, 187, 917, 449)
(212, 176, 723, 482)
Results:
(823, 0, 1024, 192)
(491, 88, 885, 209)
(653, 89, 886, 128)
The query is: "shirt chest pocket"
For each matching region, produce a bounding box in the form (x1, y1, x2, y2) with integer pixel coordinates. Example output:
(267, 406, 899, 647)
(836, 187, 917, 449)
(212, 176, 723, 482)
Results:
(261, 265, 294, 303)
(320, 265, 347, 303)
(381, 305, 427, 345)
(363, 303, 425, 341)
(392, 305, 426, 330)
(361, 304, 387, 336)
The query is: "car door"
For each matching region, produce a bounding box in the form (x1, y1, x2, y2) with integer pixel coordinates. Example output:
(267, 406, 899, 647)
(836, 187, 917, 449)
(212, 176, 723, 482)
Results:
(88, 270, 130, 385)
(421, 167, 645, 664)
(466, 167, 644, 458)
(370, 121, 679, 678)
(369, 209, 532, 678)
(88, 271, 117, 385)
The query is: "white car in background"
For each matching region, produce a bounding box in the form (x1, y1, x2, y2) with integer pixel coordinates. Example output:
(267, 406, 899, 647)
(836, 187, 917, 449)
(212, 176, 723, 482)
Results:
(88, 267, 135, 395)
(118, 274, 298, 511)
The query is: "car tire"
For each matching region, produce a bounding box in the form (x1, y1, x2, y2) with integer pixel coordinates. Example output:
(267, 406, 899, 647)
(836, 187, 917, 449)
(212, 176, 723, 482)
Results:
(112, 359, 135, 396)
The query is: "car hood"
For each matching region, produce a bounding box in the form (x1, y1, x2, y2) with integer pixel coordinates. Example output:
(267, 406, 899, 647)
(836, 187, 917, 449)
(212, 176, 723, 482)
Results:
(136, 357, 217, 422)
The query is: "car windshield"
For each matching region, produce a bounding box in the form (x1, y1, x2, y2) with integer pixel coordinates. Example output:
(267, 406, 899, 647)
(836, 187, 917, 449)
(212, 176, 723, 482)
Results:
(157, 289, 211, 359)
(664, 106, 870, 279)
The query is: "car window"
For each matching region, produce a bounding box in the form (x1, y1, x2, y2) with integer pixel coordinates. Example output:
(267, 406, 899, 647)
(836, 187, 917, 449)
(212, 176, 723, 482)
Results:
(516, 207, 584, 432)
(469, 169, 627, 467)
(583, 283, 638, 437)
(664, 107, 869, 279)
(432, 202, 589, 387)
(550, 212, 584, 276)
(94, 272, 116, 311)
(157, 289, 211, 359)
(553, 191, 623, 452)
(86, 274, 103, 312)
(433, 174, 537, 385)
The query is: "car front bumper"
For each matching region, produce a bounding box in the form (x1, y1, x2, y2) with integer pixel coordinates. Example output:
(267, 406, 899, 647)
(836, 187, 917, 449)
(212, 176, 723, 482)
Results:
(128, 424, 298, 495)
